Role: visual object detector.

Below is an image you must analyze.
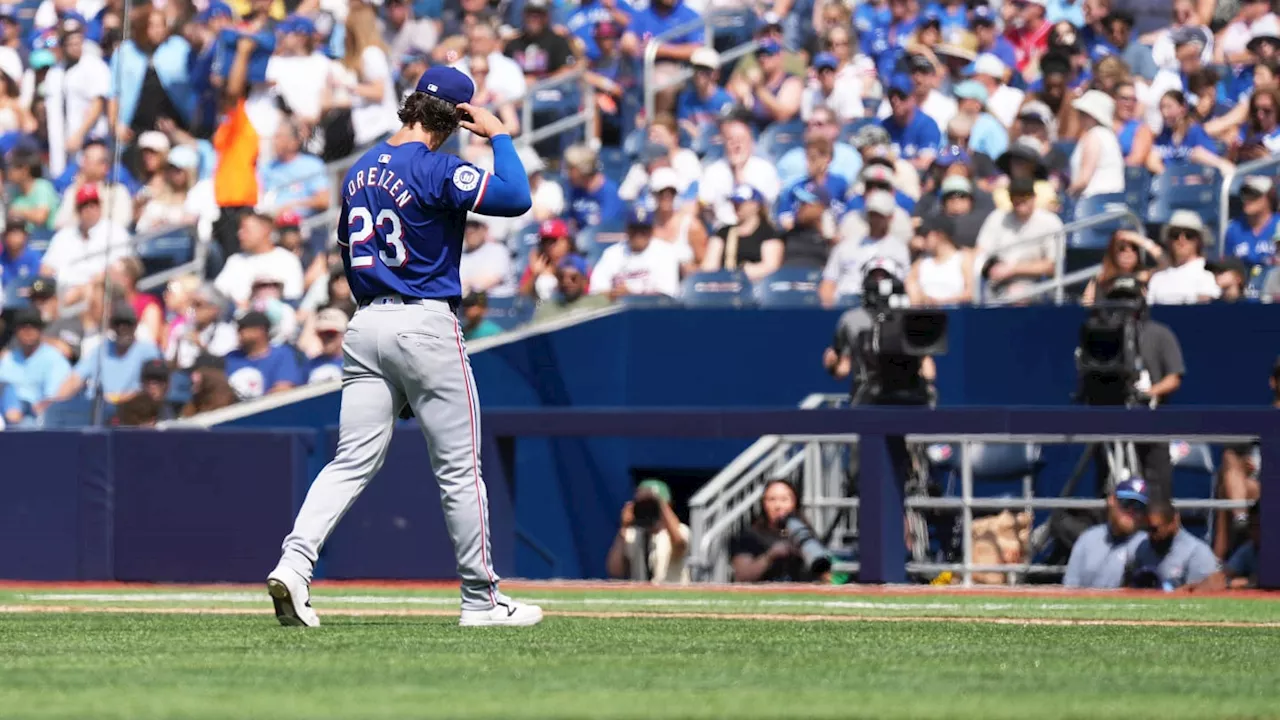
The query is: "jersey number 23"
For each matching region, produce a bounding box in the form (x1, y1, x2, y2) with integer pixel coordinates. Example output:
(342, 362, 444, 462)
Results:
(347, 206, 407, 269)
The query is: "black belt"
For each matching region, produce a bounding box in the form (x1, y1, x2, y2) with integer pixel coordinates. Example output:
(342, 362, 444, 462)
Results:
(356, 295, 460, 310)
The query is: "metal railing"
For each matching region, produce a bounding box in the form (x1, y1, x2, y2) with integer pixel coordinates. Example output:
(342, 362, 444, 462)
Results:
(514, 68, 598, 151)
(691, 412, 1256, 585)
(1217, 154, 1280, 256)
(982, 205, 1143, 306)
(642, 17, 715, 124)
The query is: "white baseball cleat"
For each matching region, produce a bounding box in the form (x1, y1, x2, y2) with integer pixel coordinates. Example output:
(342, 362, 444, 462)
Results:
(266, 566, 320, 627)
(458, 597, 544, 627)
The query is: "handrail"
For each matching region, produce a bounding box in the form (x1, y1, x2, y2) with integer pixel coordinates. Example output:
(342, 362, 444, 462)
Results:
(642, 17, 715, 124)
(1217, 153, 1280, 256)
(518, 67, 588, 148)
(979, 205, 1142, 306)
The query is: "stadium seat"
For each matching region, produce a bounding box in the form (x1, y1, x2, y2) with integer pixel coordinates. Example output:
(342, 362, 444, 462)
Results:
(599, 147, 629, 185)
(1147, 164, 1220, 229)
(27, 228, 53, 255)
(681, 270, 754, 308)
(1069, 192, 1128, 249)
(136, 227, 197, 276)
(758, 118, 805, 162)
(1123, 166, 1151, 216)
(1169, 441, 1216, 540)
(483, 295, 535, 331)
(754, 267, 821, 307)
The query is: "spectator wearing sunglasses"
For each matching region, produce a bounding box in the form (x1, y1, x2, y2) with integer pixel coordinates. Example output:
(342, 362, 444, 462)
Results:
(878, 73, 941, 172)
(1146, 210, 1221, 305)
(1225, 176, 1280, 267)
(1063, 478, 1150, 589)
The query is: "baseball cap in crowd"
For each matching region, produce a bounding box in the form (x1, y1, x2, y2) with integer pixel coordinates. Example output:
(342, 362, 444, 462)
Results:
(58, 12, 85, 36)
(971, 5, 997, 25)
(594, 21, 621, 39)
(1207, 255, 1248, 279)
(940, 176, 974, 198)
(167, 145, 199, 172)
(558, 253, 589, 276)
(859, 164, 895, 185)
(415, 65, 474, 105)
(238, 311, 271, 330)
(197, 1, 233, 22)
(1163, 209, 1208, 244)
(1171, 25, 1206, 49)
(12, 306, 43, 329)
(637, 478, 672, 503)
(970, 53, 1007, 79)
(1017, 100, 1056, 128)
(138, 130, 171, 154)
(282, 14, 316, 35)
(794, 180, 830, 206)
(690, 46, 720, 69)
(887, 73, 914, 96)
(141, 359, 170, 384)
(29, 31, 56, 69)
(0, 5, 17, 22)
(1113, 477, 1150, 506)
(315, 307, 350, 334)
(28, 276, 56, 300)
(850, 124, 891, 150)
(1073, 89, 1115, 126)
(814, 52, 838, 71)
(760, 11, 783, 30)
(953, 79, 989, 104)
(935, 145, 971, 167)
(538, 218, 569, 240)
(276, 210, 303, 229)
(1242, 175, 1274, 196)
(110, 304, 138, 326)
(907, 54, 934, 74)
(1248, 15, 1280, 52)
(627, 203, 654, 229)
(731, 184, 763, 204)
(756, 38, 781, 56)
(75, 183, 100, 208)
(864, 190, 896, 217)
(649, 167, 679, 194)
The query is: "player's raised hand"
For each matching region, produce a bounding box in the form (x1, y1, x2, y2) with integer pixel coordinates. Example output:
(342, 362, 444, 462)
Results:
(456, 103, 509, 139)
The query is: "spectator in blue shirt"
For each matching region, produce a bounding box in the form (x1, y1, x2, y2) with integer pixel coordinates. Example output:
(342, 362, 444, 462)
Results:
(1190, 503, 1260, 591)
(952, 80, 1009, 161)
(566, 0, 633, 62)
(48, 305, 161, 409)
(970, 5, 1019, 72)
(0, 307, 71, 425)
(1225, 176, 1280, 265)
(564, 143, 625, 232)
(1099, 11, 1158, 80)
(776, 107, 862, 186)
(224, 310, 303, 400)
(620, 0, 705, 104)
(1064, 478, 1150, 588)
(775, 137, 848, 231)
(0, 220, 40, 291)
(305, 307, 347, 384)
(928, 0, 969, 34)
(1125, 499, 1219, 590)
(259, 118, 330, 219)
(879, 74, 940, 171)
(1148, 90, 1234, 175)
(676, 47, 734, 140)
(854, 0, 891, 39)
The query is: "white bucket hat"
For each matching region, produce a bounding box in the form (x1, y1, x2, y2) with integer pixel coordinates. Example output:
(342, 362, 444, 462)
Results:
(1072, 90, 1115, 127)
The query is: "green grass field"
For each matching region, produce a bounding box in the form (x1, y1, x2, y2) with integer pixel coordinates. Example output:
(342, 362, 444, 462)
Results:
(1, 583, 1278, 719)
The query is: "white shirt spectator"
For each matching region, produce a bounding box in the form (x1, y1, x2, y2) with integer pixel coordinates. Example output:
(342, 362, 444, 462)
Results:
(975, 209, 1064, 266)
(461, 240, 516, 297)
(266, 53, 333, 124)
(1218, 15, 1274, 62)
(822, 234, 911, 298)
(44, 55, 111, 177)
(41, 221, 133, 291)
(618, 150, 702, 201)
(214, 248, 305, 305)
(987, 85, 1026, 129)
(589, 239, 681, 297)
(346, 45, 399, 146)
(1071, 125, 1126, 197)
(801, 75, 864, 122)
(621, 524, 691, 584)
(166, 321, 238, 369)
(454, 52, 527, 104)
(698, 156, 781, 229)
(1147, 257, 1221, 305)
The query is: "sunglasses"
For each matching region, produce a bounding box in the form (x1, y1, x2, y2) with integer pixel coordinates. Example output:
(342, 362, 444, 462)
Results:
(1116, 94, 1137, 102)
(1117, 499, 1146, 514)
(1171, 229, 1201, 241)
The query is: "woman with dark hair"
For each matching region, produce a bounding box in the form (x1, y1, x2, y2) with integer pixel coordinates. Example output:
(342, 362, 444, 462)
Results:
(1147, 90, 1233, 175)
(729, 479, 826, 583)
(701, 184, 782, 280)
(107, 6, 194, 143)
(181, 364, 238, 417)
(1232, 86, 1280, 162)
(1081, 229, 1164, 305)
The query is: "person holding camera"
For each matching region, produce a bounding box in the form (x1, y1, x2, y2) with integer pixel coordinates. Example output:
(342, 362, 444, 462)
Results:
(729, 480, 831, 583)
(1124, 498, 1219, 590)
(606, 479, 690, 585)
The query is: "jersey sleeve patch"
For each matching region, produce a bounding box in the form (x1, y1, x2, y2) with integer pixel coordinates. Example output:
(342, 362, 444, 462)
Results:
(453, 165, 481, 192)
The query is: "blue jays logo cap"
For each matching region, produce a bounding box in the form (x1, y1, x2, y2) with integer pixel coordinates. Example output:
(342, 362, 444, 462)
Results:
(627, 203, 654, 228)
(731, 184, 763, 204)
(971, 5, 996, 24)
(1114, 478, 1150, 506)
(197, 1, 233, 22)
(0, 5, 16, 20)
(415, 65, 475, 105)
(814, 52, 838, 71)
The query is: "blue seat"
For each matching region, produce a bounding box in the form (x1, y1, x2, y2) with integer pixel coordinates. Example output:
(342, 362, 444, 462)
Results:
(693, 123, 724, 160)
(599, 147, 629, 186)
(1147, 164, 1220, 227)
(681, 270, 754, 308)
(483, 295, 534, 331)
(1170, 441, 1216, 540)
(930, 442, 1044, 480)
(1069, 193, 1128, 249)
(754, 267, 821, 308)
(1123, 166, 1151, 215)
(136, 227, 197, 275)
(759, 118, 805, 161)
(27, 228, 53, 255)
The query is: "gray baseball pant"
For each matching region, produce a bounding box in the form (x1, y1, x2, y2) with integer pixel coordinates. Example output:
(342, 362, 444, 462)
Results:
(277, 297, 501, 610)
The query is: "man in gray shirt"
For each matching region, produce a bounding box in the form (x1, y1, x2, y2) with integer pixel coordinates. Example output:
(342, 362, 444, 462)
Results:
(1126, 498, 1219, 589)
(1064, 477, 1150, 588)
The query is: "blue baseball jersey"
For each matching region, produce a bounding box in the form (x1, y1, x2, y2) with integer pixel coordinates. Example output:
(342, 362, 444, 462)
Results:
(225, 345, 304, 399)
(775, 175, 849, 226)
(880, 110, 941, 161)
(1153, 123, 1215, 164)
(338, 141, 492, 301)
(1225, 213, 1280, 265)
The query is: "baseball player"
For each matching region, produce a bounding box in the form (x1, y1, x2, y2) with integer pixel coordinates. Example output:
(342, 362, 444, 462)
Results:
(266, 66, 542, 628)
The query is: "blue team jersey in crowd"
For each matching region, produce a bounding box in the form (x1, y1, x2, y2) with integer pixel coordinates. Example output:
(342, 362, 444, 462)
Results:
(338, 140, 492, 301)
(306, 354, 344, 384)
(1116, 118, 1142, 156)
(75, 339, 161, 403)
(880, 110, 940, 161)
(566, 0, 633, 61)
(775, 175, 850, 226)
(0, 248, 41, 287)
(567, 177, 626, 231)
(627, 0, 704, 46)
(925, 3, 968, 32)
(1225, 213, 1280, 265)
(853, 2, 890, 37)
(225, 345, 304, 400)
(1153, 123, 1216, 164)
(676, 87, 734, 125)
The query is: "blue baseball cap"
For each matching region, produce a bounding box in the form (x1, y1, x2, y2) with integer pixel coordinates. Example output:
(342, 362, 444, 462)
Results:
(814, 52, 838, 71)
(197, 1, 233, 22)
(558, 253, 588, 276)
(887, 73, 914, 96)
(1114, 478, 1150, 506)
(731, 184, 763, 204)
(0, 5, 17, 21)
(935, 145, 971, 167)
(793, 180, 830, 206)
(415, 65, 475, 105)
(922, 7, 942, 24)
(58, 11, 86, 34)
(756, 38, 781, 56)
(627, 203, 654, 228)
(281, 14, 315, 35)
(971, 5, 996, 25)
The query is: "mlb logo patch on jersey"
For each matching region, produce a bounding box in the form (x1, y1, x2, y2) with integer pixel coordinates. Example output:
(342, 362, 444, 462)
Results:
(453, 166, 480, 191)
(379, 154, 391, 163)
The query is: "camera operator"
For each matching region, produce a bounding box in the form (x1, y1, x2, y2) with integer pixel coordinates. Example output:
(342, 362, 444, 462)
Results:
(1076, 275, 1185, 500)
(730, 480, 832, 583)
(606, 479, 690, 585)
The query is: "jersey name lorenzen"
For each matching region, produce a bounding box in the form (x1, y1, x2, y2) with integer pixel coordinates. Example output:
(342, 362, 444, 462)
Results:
(346, 165, 416, 209)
